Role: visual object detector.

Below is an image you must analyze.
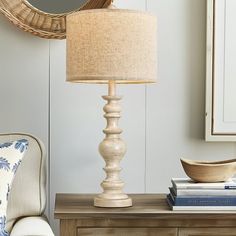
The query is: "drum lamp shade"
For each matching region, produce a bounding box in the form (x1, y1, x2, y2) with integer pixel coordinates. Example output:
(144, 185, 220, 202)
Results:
(66, 8, 157, 84)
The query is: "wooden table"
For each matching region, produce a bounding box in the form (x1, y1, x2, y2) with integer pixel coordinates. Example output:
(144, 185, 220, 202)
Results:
(54, 194, 236, 236)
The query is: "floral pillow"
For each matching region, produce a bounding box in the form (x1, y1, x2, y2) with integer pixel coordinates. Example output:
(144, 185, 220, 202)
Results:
(0, 139, 28, 236)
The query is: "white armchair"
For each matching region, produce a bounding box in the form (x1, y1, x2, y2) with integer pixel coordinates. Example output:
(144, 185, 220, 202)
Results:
(0, 133, 54, 236)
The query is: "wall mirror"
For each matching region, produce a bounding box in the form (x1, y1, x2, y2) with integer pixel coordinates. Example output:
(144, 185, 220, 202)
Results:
(206, 0, 236, 141)
(27, 0, 89, 14)
(0, 0, 112, 39)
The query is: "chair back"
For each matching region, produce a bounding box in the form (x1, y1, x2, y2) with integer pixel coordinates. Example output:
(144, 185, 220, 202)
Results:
(0, 133, 46, 232)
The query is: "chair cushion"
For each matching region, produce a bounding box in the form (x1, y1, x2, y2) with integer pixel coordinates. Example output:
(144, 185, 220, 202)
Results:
(0, 134, 46, 233)
(0, 139, 29, 236)
(10, 217, 54, 236)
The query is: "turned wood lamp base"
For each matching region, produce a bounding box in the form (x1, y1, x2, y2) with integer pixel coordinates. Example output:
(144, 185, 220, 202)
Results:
(94, 196, 132, 208)
(94, 81, 132, 208)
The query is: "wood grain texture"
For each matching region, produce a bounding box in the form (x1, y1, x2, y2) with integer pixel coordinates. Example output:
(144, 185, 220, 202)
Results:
(179, 228, 236, 236)
(60, 220, 77, 236)
(55, 194, 236, 235)
(0, 0, 112, 39)
(78, 228, 177, 236)
(55, 194, 236, 227)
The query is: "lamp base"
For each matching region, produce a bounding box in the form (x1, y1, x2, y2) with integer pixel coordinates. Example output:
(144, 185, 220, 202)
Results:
(94, 81, 132, 208)
(94, 195, 132, 208)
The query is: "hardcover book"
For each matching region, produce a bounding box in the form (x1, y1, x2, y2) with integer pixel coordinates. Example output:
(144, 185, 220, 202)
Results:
(169, 193, 236, 206)
(170, 187, 236, 196)
(167, 194, 236, 211)
(171, 178, 236, 190)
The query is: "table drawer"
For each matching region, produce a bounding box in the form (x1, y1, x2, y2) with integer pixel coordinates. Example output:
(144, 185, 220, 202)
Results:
(77, 228, 177, 236)
(179, 228, 236, 236)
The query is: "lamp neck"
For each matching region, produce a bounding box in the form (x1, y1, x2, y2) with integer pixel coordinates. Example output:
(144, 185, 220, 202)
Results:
(108, 80, 116, 96)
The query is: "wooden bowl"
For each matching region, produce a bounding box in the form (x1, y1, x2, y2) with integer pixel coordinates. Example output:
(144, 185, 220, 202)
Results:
(180, 158, 236, 183)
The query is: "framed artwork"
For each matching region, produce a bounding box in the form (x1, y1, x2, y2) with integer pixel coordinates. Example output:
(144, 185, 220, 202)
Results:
(206, 0, 236, 141)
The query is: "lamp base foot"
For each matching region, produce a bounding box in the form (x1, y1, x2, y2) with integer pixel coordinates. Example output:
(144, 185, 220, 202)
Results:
(94, 196, 132, 208)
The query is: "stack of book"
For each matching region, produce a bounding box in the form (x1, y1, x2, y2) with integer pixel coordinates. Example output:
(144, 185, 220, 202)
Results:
(167, 178, 236, 210)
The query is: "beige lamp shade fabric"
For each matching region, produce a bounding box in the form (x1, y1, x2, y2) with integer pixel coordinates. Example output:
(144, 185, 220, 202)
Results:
(66, 8, 157, 84)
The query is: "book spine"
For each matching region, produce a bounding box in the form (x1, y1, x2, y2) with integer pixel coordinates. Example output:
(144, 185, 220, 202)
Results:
(225, 186, 236, 189)
(173, 196, 236, 206)
(184, 186, 236, 190)
(173, 188, 236, 196)
(171, 180, 236, 190)
(167, 194, 236, 210)
(172, 205, 236, 211)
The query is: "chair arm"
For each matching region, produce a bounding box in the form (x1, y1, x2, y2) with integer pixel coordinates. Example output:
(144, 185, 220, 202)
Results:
(10, 216, 54, 236)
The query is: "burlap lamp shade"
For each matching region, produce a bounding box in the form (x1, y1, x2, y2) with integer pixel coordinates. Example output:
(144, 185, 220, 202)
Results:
(66, 7, 157, 208)
(66, 9, 157, 84)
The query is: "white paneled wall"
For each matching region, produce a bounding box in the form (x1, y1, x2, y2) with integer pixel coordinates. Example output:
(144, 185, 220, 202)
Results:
(1, 1, 236, 236)
(146, 0, 236, 192)
(0, 15, 49, 143)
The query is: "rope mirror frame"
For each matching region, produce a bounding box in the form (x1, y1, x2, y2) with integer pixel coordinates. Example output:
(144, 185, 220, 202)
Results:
(0, 0, 112, 39)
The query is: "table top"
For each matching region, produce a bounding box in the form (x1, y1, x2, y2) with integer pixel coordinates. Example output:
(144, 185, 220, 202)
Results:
(54, 194, 236, 220)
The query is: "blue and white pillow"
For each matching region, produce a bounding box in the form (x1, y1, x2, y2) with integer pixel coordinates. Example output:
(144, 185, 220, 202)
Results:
(0, 139, 28, 236)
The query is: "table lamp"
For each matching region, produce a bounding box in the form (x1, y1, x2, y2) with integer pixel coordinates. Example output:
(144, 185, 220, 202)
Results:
(66, 5, 157, 208)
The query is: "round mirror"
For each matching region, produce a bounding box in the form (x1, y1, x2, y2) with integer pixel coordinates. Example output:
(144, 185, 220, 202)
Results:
(27, 0, 88, 14)
(0, 0, 112, 39)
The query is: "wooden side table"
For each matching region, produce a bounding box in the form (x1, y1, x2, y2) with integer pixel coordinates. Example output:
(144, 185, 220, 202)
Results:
(54, 194, 236, 236)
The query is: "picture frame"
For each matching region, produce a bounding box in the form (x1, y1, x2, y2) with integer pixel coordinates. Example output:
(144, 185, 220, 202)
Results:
(206, 0, 236, 141)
